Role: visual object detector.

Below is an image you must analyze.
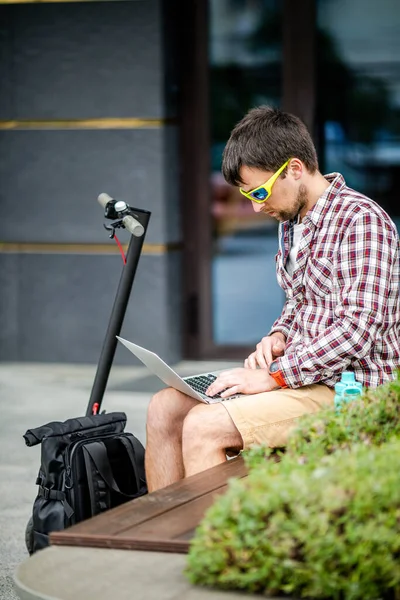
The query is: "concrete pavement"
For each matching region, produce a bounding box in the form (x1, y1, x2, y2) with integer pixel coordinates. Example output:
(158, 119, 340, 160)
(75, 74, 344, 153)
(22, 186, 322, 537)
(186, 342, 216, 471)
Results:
(0, 358, 240, 600)
(14, 546, 252, 600)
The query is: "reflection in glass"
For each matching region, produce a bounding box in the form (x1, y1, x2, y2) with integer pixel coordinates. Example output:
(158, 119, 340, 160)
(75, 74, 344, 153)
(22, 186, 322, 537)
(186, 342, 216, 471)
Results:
(209, 0, 284, 345)
(317, 0, 400, 230)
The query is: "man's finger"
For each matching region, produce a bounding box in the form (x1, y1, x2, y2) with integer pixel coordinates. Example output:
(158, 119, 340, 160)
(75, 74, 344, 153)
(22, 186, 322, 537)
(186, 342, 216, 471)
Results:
(255, 348, 268, 369)
(220, 385, 240, 398)
(207, 367, 247, 396)
(261, 341, 273, 366)
(247, 353, 257, 369)
(206, 372, 233, 396)
(272, 341, 285, 357)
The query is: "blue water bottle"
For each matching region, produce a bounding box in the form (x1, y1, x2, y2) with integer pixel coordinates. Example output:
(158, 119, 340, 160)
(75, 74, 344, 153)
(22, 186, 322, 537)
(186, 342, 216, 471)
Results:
(334, 371, 363, 409)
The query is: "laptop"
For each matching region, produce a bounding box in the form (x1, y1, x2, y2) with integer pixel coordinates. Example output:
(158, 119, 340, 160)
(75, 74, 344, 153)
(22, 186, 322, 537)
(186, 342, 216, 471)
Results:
(116, 336, 243, 404)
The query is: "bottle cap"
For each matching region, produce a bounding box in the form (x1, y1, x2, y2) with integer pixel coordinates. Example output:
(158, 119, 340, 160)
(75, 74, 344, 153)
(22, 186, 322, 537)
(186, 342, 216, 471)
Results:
(341, 371, 356, 384)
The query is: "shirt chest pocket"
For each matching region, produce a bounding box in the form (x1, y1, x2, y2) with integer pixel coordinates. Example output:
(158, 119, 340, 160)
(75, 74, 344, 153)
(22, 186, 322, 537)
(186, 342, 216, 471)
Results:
(304, 256, 334, 297)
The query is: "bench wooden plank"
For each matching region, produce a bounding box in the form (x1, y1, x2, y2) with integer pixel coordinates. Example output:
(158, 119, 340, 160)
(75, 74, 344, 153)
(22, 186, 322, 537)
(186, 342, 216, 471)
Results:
(51, 486, 232, 551)
(53, 535, 191, 553)
(119, 484, 229, 539)
(51, 456, 247, 551)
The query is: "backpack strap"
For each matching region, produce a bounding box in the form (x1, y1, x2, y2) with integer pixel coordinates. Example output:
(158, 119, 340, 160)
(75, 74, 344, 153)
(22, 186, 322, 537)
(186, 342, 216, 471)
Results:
(117, 436, 141, 490)
(83, 441, 141, 499)
(38, 486, 74, 519)
(82, 441, 113, 516)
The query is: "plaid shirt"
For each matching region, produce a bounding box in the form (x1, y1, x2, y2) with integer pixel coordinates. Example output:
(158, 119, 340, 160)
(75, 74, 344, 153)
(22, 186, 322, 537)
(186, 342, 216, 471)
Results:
(269, 173, 400, 389)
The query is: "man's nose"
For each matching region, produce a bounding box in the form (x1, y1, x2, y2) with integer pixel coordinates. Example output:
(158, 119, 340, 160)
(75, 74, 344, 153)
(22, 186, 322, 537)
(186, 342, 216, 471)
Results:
(251, 200, 265, 213)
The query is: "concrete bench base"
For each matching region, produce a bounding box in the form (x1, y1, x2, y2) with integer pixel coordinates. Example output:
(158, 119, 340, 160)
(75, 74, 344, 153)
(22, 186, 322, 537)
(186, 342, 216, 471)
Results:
(15, 546, 270, 600)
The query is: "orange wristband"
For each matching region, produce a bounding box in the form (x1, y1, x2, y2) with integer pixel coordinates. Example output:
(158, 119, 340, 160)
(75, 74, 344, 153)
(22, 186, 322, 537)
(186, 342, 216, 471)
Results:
(269, 369, 288, 389)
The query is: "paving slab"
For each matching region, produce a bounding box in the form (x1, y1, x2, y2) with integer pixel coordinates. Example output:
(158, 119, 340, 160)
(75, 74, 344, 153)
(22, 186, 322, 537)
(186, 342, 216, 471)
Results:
(0, 361, 240, 600)
(14, 546, 257, 600)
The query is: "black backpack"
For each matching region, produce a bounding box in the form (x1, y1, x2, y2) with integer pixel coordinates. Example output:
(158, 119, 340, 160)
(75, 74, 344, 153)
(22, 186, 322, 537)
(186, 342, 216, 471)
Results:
(23, 411, 147, 554)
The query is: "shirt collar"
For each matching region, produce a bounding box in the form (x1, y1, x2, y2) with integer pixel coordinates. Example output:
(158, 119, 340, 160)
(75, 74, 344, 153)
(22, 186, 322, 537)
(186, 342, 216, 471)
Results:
(304, 172, 346, 228)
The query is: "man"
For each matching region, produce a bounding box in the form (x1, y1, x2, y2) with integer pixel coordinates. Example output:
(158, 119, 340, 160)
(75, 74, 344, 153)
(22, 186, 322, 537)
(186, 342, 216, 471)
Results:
(145, 106, 400, 492)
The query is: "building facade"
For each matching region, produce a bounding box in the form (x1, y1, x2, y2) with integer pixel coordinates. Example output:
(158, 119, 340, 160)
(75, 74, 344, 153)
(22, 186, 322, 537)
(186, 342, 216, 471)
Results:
(1, 0, 399, 364)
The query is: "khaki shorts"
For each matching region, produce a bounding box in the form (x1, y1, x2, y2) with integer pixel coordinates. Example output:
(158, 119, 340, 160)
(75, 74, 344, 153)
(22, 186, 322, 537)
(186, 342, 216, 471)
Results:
(222, 384, 335, 449)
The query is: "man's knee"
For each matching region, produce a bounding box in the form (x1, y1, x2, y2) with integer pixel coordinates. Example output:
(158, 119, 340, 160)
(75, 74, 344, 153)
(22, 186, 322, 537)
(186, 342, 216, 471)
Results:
(147, 388, 181, 432)
(146, 387, 197, 434)
(182, 404, 242, 454)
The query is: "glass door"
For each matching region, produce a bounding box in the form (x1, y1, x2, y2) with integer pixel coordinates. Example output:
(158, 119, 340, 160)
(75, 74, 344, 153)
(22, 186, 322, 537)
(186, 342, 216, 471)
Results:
(209, 0, 285, 349)
(316, 0, 400, 230)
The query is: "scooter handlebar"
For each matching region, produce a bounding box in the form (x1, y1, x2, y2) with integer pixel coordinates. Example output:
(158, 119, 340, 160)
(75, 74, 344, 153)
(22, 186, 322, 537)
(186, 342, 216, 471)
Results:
(122, 215, 145, 238)
(97, 193, 145, 237)
(97, 193, 113, 209)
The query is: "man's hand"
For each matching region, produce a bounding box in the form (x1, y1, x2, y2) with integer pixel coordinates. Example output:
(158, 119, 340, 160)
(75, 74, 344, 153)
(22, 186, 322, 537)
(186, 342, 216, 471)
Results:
(244, 333, 286, 370)
(205, 368, 280, 399)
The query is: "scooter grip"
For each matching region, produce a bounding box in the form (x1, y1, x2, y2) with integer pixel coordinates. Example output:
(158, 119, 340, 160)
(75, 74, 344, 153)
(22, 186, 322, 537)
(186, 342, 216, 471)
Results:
(97, 193, 113, 209)
(123, 214, 145, 237)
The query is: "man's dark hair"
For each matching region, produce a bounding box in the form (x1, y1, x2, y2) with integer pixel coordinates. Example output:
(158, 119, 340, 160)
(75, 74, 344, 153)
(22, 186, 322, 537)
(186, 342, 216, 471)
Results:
(222, 106, 319, 186)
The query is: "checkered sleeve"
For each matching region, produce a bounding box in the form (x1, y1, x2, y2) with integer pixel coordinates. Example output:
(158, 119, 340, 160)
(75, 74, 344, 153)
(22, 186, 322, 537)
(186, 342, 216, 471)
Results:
(277, 211, 399, 387)
(268, 298, 295, 340)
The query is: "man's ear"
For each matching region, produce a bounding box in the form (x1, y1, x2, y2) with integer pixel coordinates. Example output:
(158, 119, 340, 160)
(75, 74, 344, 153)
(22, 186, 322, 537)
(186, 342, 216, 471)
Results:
(288, 158, 303, 180)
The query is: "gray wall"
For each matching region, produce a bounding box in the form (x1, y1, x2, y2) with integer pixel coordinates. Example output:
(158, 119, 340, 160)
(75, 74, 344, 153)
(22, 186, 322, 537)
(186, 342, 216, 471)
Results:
(0, 0, 183, 364)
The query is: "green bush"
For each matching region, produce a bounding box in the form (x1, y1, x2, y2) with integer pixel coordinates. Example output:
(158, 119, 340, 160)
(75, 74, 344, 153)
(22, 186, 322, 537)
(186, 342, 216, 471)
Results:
(245, 374, 400, 471)
(186, 440, 400, 599)
(186, 377, 400, 599)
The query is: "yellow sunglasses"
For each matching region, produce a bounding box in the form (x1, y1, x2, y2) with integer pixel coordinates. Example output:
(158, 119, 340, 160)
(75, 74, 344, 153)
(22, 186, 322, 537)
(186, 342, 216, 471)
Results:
(239, 159, 290, 203)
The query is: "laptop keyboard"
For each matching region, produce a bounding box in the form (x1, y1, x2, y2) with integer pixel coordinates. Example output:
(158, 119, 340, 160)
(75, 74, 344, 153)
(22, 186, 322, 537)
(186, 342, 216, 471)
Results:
(184, 374, 223, 399)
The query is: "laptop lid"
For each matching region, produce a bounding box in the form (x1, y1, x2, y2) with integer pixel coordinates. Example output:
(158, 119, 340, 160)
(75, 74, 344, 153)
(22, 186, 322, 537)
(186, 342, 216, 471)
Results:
(116, 336, 207, 402)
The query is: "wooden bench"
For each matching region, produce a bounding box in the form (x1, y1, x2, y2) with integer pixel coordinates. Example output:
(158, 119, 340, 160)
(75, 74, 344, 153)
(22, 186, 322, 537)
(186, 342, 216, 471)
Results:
(50, 456, 247, 553)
